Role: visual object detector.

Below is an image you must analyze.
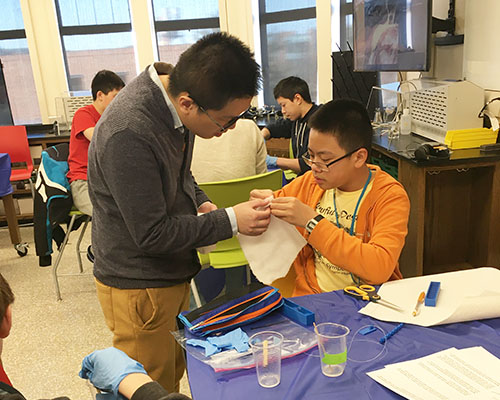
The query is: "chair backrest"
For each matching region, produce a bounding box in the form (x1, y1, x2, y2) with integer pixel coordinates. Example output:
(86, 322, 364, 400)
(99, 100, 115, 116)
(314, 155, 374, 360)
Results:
(197, 169, 283, 209)
(0, 125, 33, 171)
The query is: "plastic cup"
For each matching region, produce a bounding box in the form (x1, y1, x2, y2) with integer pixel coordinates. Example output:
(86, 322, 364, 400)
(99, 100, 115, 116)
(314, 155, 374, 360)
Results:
(315, 322, 350, 377)
(249, 331, 283, 388)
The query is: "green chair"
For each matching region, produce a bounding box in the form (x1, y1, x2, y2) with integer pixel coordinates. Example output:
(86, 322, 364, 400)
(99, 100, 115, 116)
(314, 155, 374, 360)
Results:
(283, 137, 298, 182)
(191, 170, 283, 307)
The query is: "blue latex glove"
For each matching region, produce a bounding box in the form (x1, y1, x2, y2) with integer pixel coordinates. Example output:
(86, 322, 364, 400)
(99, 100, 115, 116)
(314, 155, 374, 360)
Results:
(208, 328, 249, 353)
(186, 338, 220, 357)
(266, 155, 278, 170)
(79, 347, 147, 396)
(186, 328, 250, 356)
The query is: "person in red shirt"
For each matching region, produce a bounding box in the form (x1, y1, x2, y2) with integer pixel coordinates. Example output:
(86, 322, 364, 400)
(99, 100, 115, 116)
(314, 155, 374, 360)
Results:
(67, 70, 125, 216)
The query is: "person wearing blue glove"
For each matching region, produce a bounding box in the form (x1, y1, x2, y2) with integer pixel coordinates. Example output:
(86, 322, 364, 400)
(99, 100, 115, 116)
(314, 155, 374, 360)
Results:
(0, 274, 189, 400)
(261, 76, 320, 178)
(266, 154, 278, 170)
(80, 347, 192, 400)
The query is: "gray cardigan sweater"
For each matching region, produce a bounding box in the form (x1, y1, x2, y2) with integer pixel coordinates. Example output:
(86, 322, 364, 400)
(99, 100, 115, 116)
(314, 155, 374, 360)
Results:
(88, 68, 232, 289)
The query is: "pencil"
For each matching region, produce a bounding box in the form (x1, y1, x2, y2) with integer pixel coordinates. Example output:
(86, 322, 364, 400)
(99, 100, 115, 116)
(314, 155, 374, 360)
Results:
(412, 291, 425, 317)
(263, 340, 268, 367)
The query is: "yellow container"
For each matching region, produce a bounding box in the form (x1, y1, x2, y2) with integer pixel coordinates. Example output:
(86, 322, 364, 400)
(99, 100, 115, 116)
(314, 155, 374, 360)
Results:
(444, 128, 498, 149)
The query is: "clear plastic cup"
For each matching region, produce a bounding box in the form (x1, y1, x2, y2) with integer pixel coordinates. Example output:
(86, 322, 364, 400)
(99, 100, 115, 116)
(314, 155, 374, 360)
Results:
(315, 322, 350, 377)
(249, 331, 283, 388)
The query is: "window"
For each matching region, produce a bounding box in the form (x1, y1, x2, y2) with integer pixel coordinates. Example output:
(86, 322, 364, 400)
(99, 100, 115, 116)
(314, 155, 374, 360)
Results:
(55, 0, 136, 93)
(152, 0, 219, 65)
(257, 0, 317, 105)
(0, 0, 41, 124)
(335, 0, 353, 52)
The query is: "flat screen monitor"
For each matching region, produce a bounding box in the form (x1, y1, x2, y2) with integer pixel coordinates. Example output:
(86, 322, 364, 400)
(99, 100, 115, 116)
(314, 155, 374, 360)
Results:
(353, 0, 432, 72)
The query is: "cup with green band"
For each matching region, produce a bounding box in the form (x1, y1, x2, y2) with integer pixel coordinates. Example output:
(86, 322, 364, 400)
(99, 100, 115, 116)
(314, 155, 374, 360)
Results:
(315, 322, 350, 377)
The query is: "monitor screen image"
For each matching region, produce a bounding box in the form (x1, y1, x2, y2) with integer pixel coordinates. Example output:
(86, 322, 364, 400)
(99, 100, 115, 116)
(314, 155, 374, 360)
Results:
(353, 0, 431, 72)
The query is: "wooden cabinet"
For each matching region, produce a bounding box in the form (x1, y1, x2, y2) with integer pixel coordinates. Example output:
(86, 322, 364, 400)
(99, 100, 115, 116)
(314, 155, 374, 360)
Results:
(372, 134, 500, 277)
(266, 137, 290, 158)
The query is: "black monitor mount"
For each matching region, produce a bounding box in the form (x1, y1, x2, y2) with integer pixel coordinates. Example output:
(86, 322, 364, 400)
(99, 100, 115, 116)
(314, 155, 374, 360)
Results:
(432, 0, 464, 46)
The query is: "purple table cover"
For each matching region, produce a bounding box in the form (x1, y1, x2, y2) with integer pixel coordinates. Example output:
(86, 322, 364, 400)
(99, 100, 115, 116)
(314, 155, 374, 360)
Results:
(187, 289, 500, 400)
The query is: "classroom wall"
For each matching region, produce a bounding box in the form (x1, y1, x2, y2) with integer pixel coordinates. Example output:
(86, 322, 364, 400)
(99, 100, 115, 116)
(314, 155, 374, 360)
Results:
(463, 0, 500, 115)
(16, 0, 499, 124)
(425, 0, 465, 82)
(430, 0, 500, 116)
(17, 0, 334, 124)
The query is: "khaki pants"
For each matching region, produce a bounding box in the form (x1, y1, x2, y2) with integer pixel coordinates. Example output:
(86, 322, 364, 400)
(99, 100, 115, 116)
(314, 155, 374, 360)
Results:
(95, 279, 190, 393)
(70, 180, 92, 216)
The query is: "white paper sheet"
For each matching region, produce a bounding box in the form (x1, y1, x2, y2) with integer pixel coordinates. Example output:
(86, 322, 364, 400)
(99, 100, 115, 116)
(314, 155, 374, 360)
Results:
(359, 267, 500, 326)
(367, 347, 500, 400)
(238, 215, 306, 285)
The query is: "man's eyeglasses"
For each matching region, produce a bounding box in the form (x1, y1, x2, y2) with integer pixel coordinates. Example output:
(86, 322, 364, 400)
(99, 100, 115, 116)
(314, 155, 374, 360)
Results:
(189, 95, 249, 133)
(302, 147, 361, 172)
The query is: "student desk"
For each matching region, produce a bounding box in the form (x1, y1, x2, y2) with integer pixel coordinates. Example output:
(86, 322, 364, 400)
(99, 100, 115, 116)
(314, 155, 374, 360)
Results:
(27, 131, 70, 149)
(371, 133, 500, 278)
(186, 290, 500, 400)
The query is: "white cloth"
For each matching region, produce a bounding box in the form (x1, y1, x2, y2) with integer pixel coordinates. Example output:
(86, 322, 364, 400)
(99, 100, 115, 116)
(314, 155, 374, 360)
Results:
(191, 119, 268, 183)
(238, 215, 307, 285)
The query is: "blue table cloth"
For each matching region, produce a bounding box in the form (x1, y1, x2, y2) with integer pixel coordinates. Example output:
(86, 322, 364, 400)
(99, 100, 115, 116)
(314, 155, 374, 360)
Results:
(187, 289, 500, 400)
(0, 153, 13, 197)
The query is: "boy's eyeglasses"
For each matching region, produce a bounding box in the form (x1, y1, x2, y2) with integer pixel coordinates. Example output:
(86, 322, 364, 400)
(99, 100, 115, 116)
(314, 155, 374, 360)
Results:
(189, 95, 249, 133)
(302, 147, 361, 172)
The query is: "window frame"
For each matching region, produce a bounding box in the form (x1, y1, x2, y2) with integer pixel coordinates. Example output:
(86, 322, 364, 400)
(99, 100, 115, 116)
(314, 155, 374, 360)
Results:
(257, 1, 316, 105)
(54, 0, 133, 91)
(339, 0, 354, 52)
(0, 29, 26, 41)
(151, 1, 219, 62)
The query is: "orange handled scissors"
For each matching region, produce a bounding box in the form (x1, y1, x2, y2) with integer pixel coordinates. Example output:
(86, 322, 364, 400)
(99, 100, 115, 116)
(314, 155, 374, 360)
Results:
(344, 284, 403, 312)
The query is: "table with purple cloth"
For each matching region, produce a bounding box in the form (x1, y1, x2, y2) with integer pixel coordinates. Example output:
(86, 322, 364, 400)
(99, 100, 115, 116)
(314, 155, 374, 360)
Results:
(0, 153, 12, 197)
(186, 289, 500, 400)
(0, 152, 22, 246)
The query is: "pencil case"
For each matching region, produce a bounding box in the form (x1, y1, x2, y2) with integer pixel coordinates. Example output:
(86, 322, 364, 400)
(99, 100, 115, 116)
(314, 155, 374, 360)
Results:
(178, 283, 283, 337)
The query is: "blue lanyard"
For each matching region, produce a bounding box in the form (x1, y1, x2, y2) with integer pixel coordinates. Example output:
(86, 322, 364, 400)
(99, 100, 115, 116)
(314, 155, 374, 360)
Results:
(333, 169, 372, 236)
(332, 169, 372, 286)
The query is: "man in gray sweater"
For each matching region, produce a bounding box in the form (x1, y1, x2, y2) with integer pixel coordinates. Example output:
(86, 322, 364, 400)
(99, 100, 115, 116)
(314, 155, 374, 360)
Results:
(87, 33, 271, 393)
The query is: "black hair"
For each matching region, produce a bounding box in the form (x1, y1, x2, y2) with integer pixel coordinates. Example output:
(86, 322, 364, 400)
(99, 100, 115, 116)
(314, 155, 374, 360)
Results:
(168, 32, 261, 110)
(0, 274, 14, 322)
(308, 99, 373, 154)
(91, 70, 125, 101)
(273, 76, 312, 103)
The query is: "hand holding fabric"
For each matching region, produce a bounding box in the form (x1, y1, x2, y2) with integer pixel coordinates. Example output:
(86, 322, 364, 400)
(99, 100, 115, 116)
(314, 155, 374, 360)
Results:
(270, 196, 317, 227)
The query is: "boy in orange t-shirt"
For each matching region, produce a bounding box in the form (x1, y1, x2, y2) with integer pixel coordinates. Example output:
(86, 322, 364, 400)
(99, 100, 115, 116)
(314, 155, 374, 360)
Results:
(252, 99, 410, 296)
